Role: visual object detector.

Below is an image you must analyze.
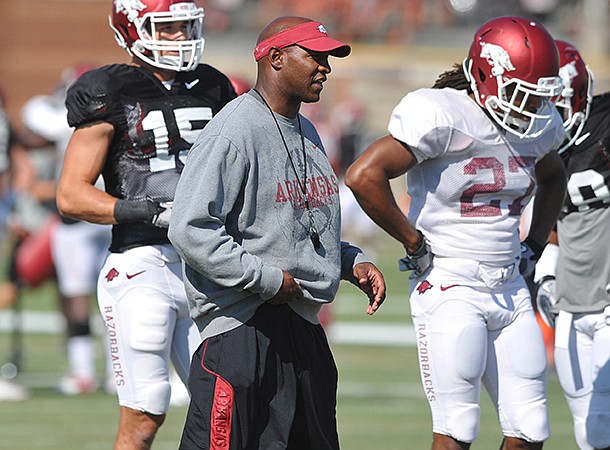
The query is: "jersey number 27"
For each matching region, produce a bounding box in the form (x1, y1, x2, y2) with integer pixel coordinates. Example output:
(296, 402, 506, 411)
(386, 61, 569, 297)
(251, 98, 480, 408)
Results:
(460, 155, 536, 217)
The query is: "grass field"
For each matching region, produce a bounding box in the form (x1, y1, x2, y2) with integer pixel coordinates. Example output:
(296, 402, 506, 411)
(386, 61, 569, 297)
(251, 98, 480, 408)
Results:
(0, 235, 578, 449)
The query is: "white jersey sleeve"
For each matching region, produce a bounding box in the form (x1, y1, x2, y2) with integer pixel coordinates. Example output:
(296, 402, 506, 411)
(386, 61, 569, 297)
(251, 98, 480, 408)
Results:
(389, 88, 507, 161)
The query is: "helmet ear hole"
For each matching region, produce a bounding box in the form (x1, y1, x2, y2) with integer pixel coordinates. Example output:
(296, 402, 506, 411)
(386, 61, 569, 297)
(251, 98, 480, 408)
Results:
(477, 68, 486, 83)
(118, 24, 130, 39)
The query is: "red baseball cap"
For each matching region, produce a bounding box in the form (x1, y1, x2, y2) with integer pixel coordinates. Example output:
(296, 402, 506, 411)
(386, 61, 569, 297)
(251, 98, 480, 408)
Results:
(254, 21, 351, 61)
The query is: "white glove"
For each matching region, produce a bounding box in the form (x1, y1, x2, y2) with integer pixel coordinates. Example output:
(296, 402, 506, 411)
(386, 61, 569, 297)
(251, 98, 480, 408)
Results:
(151, 201, 173, 228)
(399, 233, 433, 277)
(536, 276, 558, 328)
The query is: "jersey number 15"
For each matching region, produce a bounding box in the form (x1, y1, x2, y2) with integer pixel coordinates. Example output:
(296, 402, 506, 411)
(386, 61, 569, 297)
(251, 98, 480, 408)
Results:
(142, 106, 213, 172)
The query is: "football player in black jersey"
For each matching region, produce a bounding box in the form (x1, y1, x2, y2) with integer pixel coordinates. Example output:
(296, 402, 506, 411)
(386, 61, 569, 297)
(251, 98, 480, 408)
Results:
(56, 1, 236, 448)
(534, 40, 610, 450)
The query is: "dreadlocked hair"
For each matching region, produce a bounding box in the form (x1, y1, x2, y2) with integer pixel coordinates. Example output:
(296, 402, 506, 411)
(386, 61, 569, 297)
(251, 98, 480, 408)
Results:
(432, 63, 472, 93)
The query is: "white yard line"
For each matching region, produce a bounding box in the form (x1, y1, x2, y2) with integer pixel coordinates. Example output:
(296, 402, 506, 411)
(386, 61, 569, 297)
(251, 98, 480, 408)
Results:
(0, 310, 416, 346)
(327, 322, 415, 346)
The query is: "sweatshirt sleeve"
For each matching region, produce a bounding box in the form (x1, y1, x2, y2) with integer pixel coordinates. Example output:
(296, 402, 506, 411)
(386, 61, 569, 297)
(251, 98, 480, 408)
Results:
(169, 133, 283, 300)
(339, 241, 370, 282)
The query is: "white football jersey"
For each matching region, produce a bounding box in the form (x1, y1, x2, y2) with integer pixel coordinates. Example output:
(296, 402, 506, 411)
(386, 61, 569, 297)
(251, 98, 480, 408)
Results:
(389, 88, 564, 265)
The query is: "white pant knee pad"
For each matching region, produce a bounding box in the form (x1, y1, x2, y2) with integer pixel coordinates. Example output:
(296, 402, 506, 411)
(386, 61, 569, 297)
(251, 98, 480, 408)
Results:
(511, 402, 549, 443)
(443, 405, 480, 444)
(143, 379, 172, 415)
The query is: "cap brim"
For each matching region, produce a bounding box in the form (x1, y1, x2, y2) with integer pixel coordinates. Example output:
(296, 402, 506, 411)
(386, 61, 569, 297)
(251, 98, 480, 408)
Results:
(298, 37, 351, 58)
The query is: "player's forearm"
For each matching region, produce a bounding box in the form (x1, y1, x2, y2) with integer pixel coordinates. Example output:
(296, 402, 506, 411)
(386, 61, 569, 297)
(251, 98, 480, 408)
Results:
(527, 150, 567, 246)
(528, 173, 567, 246)
(56, 182, 117, 224)
(347, 177, 419, 251)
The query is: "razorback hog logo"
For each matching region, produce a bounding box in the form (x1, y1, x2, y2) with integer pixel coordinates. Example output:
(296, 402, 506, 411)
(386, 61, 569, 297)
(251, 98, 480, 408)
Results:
(114, 0, 146, 21)
(480, 42, 516, 77)
(105, 268, 120, 282)
(558, 60, 579, 90)
(417, 280, 433, 295)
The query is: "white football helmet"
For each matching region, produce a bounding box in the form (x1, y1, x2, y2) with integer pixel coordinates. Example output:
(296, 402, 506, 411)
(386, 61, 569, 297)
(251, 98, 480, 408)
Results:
(109, 0, 205, 72)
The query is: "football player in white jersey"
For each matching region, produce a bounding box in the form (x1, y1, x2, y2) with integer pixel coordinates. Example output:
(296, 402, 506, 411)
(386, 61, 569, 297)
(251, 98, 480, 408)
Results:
(534, 41, 610, 450)
(346, 17, 567, 450)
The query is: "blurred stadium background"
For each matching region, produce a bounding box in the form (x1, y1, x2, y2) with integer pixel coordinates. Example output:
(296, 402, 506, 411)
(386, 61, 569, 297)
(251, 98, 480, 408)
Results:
(1, 0, 609, 448)
(2, 0, 610, 134)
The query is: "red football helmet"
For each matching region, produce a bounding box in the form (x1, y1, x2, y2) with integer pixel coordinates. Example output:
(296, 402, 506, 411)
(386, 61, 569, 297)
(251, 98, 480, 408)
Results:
(109, 0, 205, 72)
(554, 39, 594, 153)
(463, 16, 562, 138)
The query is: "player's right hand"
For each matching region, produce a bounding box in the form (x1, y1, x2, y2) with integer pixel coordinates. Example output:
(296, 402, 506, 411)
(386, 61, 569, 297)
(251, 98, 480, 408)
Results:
(147, 200, 173, 228)
(536, 276, 558, 328)
(398, 232, 433, 277)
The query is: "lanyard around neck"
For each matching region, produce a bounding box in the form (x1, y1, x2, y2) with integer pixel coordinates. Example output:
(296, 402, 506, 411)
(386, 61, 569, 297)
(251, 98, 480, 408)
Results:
(253, 89, 321, 250)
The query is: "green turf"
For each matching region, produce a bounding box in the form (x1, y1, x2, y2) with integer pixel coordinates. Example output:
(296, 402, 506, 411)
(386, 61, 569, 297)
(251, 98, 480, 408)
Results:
(0, 333, 578, 449)
(1, 318, 579, 449)
(0, 234, 578, 449)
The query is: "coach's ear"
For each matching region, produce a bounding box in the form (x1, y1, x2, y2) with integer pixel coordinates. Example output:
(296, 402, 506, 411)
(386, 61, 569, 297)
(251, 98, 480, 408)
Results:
(268, 47, 284, 71)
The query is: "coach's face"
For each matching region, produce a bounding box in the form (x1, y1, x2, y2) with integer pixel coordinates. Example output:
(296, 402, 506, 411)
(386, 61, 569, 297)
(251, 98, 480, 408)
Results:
(280, 45, 332, 104)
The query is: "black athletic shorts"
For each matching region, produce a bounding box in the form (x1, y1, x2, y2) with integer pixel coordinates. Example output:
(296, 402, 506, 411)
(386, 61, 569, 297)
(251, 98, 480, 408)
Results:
(179, 302, 340, 450)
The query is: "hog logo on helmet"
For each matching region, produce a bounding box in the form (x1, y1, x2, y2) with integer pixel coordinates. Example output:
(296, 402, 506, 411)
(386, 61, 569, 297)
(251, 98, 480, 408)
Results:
(479, 42, 515, 77)
(114, 0, 146, 21)
(559, 61, 579, 86)
(109, 0, 205, 72)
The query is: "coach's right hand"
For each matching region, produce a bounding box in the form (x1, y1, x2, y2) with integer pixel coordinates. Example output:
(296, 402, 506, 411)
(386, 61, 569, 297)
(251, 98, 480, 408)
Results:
(268, 270, 303, 305)
(268, 270, 304, 304)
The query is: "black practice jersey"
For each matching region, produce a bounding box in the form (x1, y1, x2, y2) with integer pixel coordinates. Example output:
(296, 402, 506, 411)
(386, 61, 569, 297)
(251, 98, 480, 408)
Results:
(560, 92, 610, 216)
(66, 63, 236, 252)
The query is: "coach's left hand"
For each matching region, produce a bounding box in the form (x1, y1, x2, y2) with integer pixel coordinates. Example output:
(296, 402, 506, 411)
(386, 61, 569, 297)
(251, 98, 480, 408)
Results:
(352, 262, 386, 315)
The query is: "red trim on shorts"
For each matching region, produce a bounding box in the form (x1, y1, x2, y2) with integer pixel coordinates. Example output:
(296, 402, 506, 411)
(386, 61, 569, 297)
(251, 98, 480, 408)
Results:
(200, 340, 234, 450)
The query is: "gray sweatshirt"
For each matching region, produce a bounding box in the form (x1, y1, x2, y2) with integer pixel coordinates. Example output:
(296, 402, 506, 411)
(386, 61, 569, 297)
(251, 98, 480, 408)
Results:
(169, 91, 367, 340)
